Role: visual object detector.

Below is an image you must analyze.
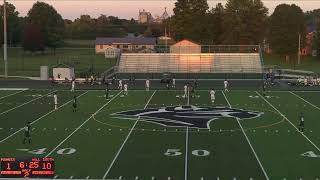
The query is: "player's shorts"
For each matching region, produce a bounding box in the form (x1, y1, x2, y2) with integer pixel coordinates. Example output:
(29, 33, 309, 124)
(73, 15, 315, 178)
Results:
(73, 103, 77, 108)
(25, 131, 30, 137)
(299, 121, 304, 127)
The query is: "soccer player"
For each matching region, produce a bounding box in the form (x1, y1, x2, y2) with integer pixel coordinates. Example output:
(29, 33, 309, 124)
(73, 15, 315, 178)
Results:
(105, 84, 109, 99)
(118, 79, 123, 90)
(53, 92, 58, 110)
(71, 79, 75, 92)
(262, 82, 267, 96)
(124, 83, 128, 96)
(172, 77, 176, 88)
(146, 79, 150, 91)
(210, 89, 215, 104)
(72, 95, 77, 112)
(299, 112, 305, 132)
(23, 122, 32, 144)
(224, 79, 229, 92)
(183, 84, 188, 98)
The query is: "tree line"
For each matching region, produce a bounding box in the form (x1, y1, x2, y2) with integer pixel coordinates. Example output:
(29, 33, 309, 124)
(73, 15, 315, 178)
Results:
(1, 0, 320, 58)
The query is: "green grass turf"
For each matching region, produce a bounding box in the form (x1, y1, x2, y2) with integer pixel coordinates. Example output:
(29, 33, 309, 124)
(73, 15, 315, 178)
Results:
(0, 48, 116, 77)
(1, 89, 320, 179)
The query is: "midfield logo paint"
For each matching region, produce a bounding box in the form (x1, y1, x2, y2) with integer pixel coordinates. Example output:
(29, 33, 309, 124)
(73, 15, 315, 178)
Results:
(113, 106, 262, 129)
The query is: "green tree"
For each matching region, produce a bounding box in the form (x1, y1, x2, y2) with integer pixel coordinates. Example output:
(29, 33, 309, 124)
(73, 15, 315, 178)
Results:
(26, 2, 65, 53)
(170, 0, 209, 42)
(22, 24, 44, 52)
(206, 3, 225, 44)
(221, 0, 268, 45)
(269, 4, 306, 60)
(0, 2, 23, 46)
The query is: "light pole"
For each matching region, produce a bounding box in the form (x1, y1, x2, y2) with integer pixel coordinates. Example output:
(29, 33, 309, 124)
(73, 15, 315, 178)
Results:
(298, 33, 301, 65)
(3, 0, 8, 77)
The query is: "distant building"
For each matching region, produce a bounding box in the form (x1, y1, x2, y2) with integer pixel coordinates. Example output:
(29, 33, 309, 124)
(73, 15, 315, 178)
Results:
(170, 39, 201, 54)
(95, 37, 157, 54)
(138, 8, 169, 24)
(138, 9, 153, 24)
(301, 31, 317, 56)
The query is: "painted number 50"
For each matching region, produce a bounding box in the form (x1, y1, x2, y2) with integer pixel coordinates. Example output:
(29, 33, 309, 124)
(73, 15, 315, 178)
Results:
(164, 149, 210, 157)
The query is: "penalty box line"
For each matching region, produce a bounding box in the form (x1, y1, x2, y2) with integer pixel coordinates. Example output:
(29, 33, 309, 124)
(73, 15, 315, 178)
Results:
(256, 91, 320, 153)
(102, 90, 157, 179)
(0, 89, 26, 100)
(0, 90, 56, 116)
(0, 91, 89, 144)
(45, 91, 123, 158)
(222, 91, 270, 180)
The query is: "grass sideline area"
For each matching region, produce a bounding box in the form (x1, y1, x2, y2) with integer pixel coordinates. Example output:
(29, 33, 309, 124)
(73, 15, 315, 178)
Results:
(0, 48, 116, 77)
(0, 89, 320, 179)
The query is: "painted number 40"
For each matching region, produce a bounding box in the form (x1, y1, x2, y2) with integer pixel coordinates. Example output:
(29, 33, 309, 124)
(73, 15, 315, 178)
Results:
(17, 148, 76, 155)
(164, 149, 210, 157)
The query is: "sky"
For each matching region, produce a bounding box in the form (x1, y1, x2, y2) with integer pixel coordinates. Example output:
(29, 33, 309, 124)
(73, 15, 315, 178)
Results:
(7, 0, 320, 20)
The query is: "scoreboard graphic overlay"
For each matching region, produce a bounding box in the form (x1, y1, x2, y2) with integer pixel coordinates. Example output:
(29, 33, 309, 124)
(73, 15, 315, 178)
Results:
(0, 157, 55, 178)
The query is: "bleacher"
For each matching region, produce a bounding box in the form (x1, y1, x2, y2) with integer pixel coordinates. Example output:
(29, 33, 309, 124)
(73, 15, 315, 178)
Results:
(117, 53, 262, 74)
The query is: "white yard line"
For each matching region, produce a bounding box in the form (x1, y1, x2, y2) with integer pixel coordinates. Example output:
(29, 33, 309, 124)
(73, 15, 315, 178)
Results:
(0, 91, 89, 144)
(0, 90, 25, 100)
(184, 127, 189, 180)
(256, 91, 320, 152)
(222, 91, 269, 180)
(102, 90, 157, 179)
(290, 91, 320, 111)
(45, 91, 122, 158)
(0, 91, 54, 116)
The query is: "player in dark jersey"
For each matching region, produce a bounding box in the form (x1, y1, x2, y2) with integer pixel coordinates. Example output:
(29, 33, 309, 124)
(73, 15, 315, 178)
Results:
(72, 95, 77, 112)
(23, 122, 32, 144)
(105, 84, 109, 99)
(299, 112, 305, 132)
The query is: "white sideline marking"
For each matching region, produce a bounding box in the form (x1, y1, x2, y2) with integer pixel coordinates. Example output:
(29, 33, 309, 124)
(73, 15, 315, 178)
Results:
(0, 90, 25, 100)
(53, 175, 58, 179)
(0, 91, 54, 116)
(222, 91, 269, 180)
(184, 127, 189, 180)
(69, 176, 74, 179)
(45, 91, 122, 158)
(256, 91, 320, 152)
(86, 176, 90, 179)
(290, 91, 320, 111)
(0, 91, 89, 144)
(102, 90, 157, 179)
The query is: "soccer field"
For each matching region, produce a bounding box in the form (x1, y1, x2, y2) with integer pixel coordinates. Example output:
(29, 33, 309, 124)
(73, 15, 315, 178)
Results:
(1, 89, 320, 180)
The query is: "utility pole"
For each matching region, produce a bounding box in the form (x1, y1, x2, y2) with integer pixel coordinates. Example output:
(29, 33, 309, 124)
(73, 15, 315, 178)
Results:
(298, 33, 301, 65)
(3, 0, 8, 77)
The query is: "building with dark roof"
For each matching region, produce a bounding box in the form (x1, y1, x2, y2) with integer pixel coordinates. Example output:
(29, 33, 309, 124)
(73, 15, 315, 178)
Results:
(95, 37, 157, 53)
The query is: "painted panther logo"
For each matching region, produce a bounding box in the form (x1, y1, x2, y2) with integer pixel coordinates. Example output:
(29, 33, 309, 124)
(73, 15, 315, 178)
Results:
(112, 105, 262, 129)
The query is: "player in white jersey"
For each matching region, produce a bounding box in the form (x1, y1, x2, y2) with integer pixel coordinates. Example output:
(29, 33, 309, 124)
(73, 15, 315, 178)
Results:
(145, 79, 150, 91)
(118, 79, 123, 90)
(53, 92, 58, 110)
(124, 83, 128, 95)
(183, 84, 188, 98)
(210, 89, 215, 104)
(23, 121, 32, 144)
(71, 79, 75, 92)
(224, 80, 229, 92)
(172, 77, 176, 88)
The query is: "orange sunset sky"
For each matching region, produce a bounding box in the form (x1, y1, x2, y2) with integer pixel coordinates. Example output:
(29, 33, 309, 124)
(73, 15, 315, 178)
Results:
(7, 0, 320, 20)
